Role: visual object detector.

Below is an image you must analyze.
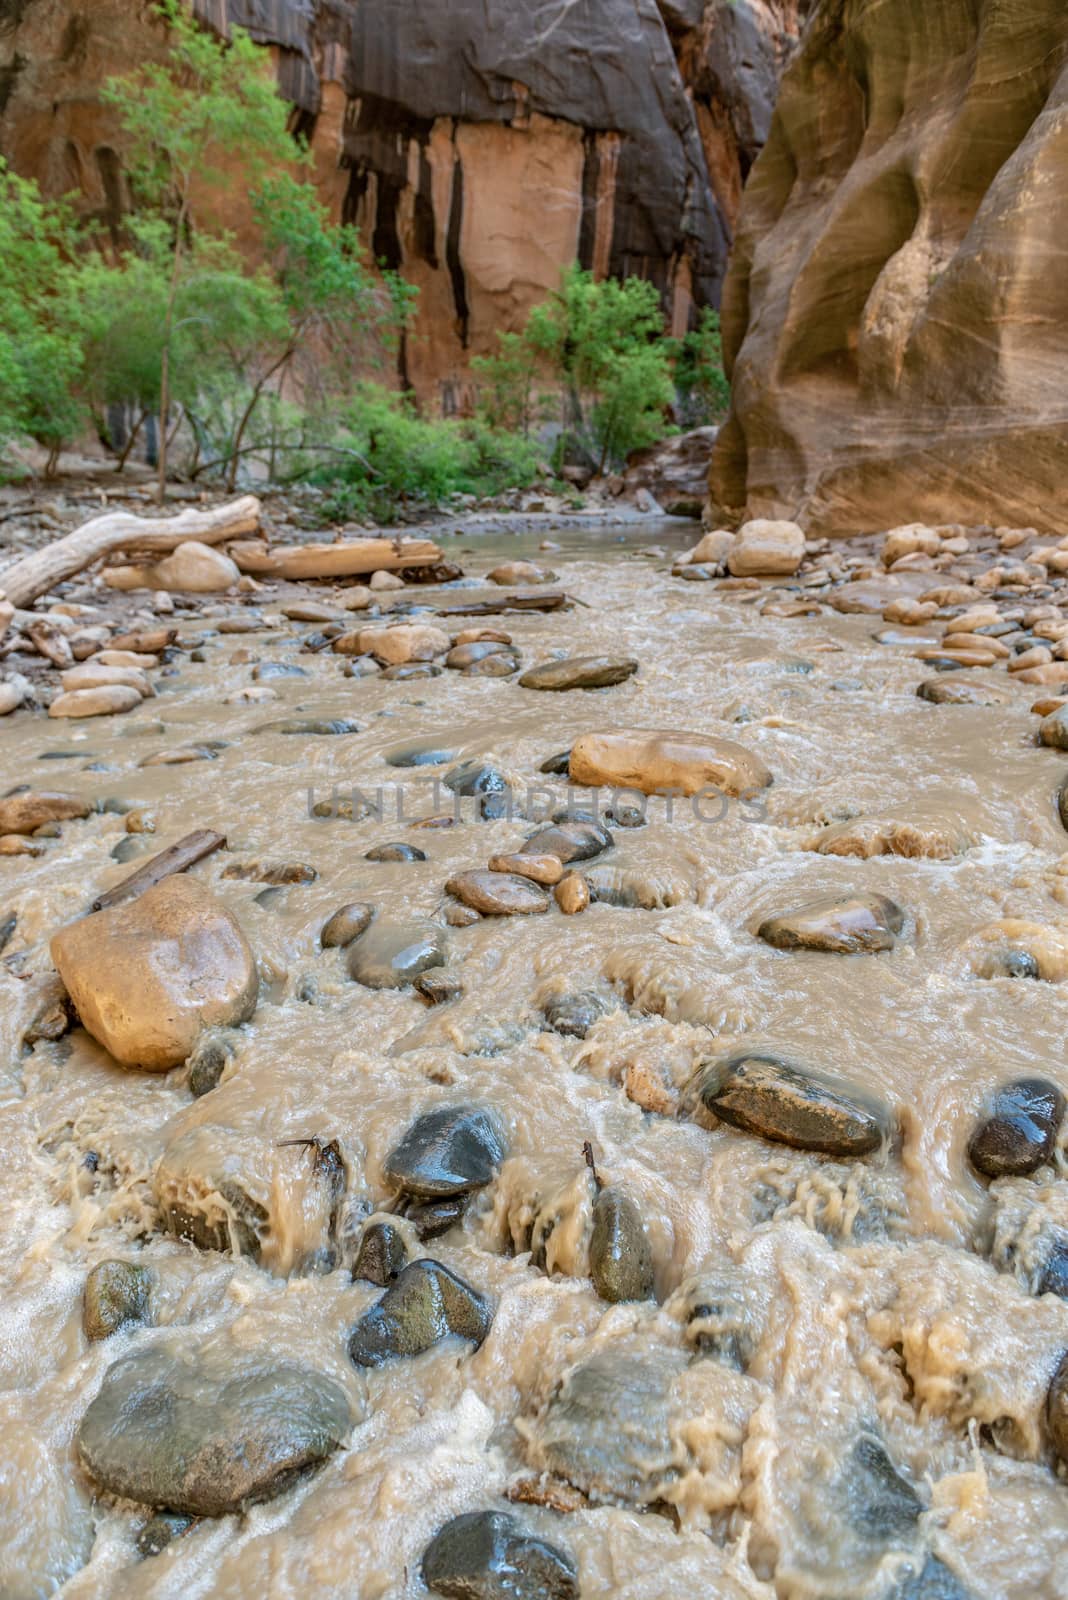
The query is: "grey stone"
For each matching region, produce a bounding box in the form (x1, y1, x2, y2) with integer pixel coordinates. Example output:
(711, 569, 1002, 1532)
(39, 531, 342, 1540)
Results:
(967, 1077, 1066, 1178)
(590, 1187, 654, 1303)
(384, 1104, 507, 1197)
(353, 1219, 409, 1287)
(422, 1511, 578, 1600)
(347, 919, 447, 989)
(77, 1342, 351, 1515)
(519, 656, 638, 691)
(83, 1260, 152, 1341)
(692, 1053, 888, 1157)
(348, 1259, 492, 1367)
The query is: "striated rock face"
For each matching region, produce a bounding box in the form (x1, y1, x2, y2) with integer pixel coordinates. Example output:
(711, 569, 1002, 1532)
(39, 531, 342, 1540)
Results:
(711, 0, 1068, 535)
(0, 0, 804, 407)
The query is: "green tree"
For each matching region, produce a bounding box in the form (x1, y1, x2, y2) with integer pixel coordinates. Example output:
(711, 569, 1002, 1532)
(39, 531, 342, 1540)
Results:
(102, 0, 298, 498)
(671, 307, 731, 426)
(0, 160, 83, 474)
(475, 265, 676, 472)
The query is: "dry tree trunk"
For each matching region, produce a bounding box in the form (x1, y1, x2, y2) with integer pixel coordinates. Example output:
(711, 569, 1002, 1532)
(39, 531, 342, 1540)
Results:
(0, 496, 261, 610)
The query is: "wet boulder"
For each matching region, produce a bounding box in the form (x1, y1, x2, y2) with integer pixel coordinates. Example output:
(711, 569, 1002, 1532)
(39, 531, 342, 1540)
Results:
(1048, 1351, 1068, 1466)
(347, 918, 447, 989)
(443, 761, 510, 819)
(757, 894, 905, 954)
(384, 1104, 508, 1198)
(542, 991, 617, 1039)
(51, 877, 258, 1071)
(0, 791, 90, 835)
(321, 902, 375, 948)
(49, 685, 143, 719)
(967, 1077, 1066, 1178)
(77, 1341, 351, 1515)
(569, 728, 771, 798)
(422, 1510, 578, 1600)
(523, 820, 610, 864)
(727, 519, 805, 577)
(348, 1259, 493, 1367)
(692, 1053, 888, 1157)
(446, 870, 550, 916)
(519, 656, 638, 691)
(365, 842, 427, 863)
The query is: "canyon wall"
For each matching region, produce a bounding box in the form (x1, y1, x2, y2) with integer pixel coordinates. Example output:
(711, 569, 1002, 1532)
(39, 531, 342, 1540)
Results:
(0, 0, 804, 411)
(711, 0, 1068, 535)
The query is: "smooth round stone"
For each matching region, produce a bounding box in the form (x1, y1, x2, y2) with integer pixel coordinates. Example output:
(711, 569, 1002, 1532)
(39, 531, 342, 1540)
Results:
(422, 1511, 578, 1600)
(554, 873, 590, 914)
(590, 1187, 654, 1304)
(0, 791, 90, 835)
(110, 835, 146, 864)
(1048, 1351, 1068, 1467)
(519, 656, 638, 691)
(77, 1342, 351, 1515)
(380, 663, 442, 680)
(384, 1104, 508, 1198)
(539, 749, 572, 775)
(917, 677, 1010, 705)
(1039, 706, 1068, 749)
(444, 761, 510, 819)
(757, 894, 905, 954)
(83, 1260, 152, 1341)
(522, 821, 610, 864)
(406, 1196, 468, 1239)
(255, 717, 362, 736)
(186, 1032, 236, 1098)
(446, 870, 549, 916)
(693, 1053, 888, 1156)
(445, 640, 516, 669)
(569, 728, 772, 798)
(967, 1077, 1066, 1178)
(348, 1259, 492, 1367)
(347, 919, 447, 989)
(321, 903, 375, 948)
(488, 852, 563, 885)
(364, 842, 427, 862)
(352, 1219, 409, 1287)
(49, 685, 142, 719)
(463, 654, 518, 678)
(384, 741, 459, 768)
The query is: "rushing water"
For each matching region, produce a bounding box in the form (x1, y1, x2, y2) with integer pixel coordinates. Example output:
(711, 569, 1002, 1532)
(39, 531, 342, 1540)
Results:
(2, 526, 1068, 1599)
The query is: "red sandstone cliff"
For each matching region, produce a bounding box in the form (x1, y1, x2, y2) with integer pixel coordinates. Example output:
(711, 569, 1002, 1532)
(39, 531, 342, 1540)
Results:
(0, 0, 804, 411)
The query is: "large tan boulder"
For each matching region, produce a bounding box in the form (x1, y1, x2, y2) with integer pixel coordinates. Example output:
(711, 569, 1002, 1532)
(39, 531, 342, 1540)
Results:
(711, 0, 1068, 535)
(0, 791, 90, 834)
(103, 542, 240, 594)
(350, 624, 450, 665)
(727, 519, 805, 576)
(51, 877, 258, 1071)
(678, 528, 736, 568)
(49, 686, 142, 719)
(569, 729, 772, 797)
(60, 664, 153, 698)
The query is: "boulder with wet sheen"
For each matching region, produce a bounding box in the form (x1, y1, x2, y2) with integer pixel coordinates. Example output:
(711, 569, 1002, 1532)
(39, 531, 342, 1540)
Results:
(384, 1104, 508, 1198)
(422, 1510, 579, 1600)
(693, 1053, 888, 1156)
(77, 1342, 351, 1515)
(347, 919, 447, 989)
(348, 1259, 492, 1366)
(967, 1077, 1066, 1178)
(757, 894, 905, 954)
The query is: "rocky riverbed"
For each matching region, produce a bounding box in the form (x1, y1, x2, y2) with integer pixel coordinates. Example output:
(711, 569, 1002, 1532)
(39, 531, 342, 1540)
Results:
(3, 511, 1068, 1598)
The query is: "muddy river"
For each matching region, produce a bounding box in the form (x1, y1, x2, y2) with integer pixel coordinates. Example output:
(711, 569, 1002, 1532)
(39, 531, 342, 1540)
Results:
(2, 522, 1068, 1599)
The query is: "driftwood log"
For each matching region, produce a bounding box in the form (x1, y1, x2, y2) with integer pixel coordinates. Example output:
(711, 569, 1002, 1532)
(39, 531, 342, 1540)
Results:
(226, 537, 441, 580)
(0, 497, 261, 609)
(91, 830, 226, 912)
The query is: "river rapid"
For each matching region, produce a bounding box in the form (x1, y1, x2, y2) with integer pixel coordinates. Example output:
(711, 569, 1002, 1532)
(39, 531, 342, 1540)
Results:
(2, 521, 1068, 1600)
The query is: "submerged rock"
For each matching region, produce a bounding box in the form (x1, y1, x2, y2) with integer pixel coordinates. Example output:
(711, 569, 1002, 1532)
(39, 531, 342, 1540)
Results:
(348, 1259, 492, 1366)
(757, 894, 905, 954)
(365, 842, 427, 863)
(443, 761, 510, 819)
(519, 656, 638, 691)
(692, 1053, 888, 1157)
(917, 677, 1010, 706)
(542, 991, 616, 1038)
(347, 918, 447, 989)
(967, 1077, 1066, 1178)
(321, 902, 375, 948)
(523, 821, 610, 864)
(137, 1513, 194, 1559)
(569, 728, 771, 797)
(892, 1556, 973, 1600)
(1048, 1351, 1068, 1468)
(422, 1511, 578, 1600)
(446, 870, 549, 916)
(83, 1260, 152, 1341)
(384, 1104, 508, 1198)
(590, 1187, 654, 1304)
(51, 878, 258, 1071)
(186, 1031, 238, 1099)
(77, 1341, 351, 1515)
